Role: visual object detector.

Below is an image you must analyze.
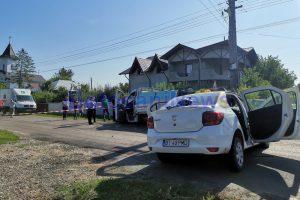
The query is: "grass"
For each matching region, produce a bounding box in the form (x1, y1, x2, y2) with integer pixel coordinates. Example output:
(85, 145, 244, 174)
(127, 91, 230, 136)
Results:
(0, 129, 19, 145)
(55, 178, 227, 200)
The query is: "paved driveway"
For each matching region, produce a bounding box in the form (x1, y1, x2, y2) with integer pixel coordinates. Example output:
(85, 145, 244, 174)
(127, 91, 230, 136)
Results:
(0, 115, 299, 199)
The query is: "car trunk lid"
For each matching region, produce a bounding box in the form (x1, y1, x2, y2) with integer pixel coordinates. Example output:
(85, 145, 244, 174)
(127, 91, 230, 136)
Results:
(153, 106, 212, 133)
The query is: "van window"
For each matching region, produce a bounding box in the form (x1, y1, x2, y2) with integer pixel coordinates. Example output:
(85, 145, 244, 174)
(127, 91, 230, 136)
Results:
(17, 95, 33, 102)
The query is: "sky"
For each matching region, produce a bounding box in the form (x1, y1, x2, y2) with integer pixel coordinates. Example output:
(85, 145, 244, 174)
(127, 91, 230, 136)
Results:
(1, 0, 300, 87)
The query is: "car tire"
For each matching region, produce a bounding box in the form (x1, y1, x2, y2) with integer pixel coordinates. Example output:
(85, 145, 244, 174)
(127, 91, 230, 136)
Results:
(258, 142, 270, 149)
(156, 153, 173, 163)
(229, 135, 244, 172)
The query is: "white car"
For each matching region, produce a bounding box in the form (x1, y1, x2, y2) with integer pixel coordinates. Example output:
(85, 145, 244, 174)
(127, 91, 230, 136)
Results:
(147, 86, 300, 171)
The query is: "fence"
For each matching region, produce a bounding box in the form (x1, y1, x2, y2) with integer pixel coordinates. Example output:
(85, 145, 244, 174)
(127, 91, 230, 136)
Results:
(37, 102, 113, 116)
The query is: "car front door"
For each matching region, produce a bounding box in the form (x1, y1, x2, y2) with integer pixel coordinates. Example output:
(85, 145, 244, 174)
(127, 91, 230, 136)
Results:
(283, 87, 300, 140)
(241, 86, 293, 143)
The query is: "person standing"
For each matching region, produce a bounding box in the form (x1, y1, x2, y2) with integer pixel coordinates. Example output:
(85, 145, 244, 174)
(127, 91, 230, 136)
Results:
(73, 100, 79, 120)
(92, 97, 97, 123)
(85, 96, 94, 125)
(101, 95, 110, 121)
(62, 97, 69, 120)
(10, 99, 16, 118)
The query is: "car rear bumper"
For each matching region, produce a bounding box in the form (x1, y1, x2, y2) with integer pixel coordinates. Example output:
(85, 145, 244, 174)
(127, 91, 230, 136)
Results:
(147, 126, 233, 155)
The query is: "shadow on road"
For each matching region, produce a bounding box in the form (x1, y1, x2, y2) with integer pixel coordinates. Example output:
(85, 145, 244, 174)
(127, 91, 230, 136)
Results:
(93, 146, 299, 200)
(96, 123, 147, 134)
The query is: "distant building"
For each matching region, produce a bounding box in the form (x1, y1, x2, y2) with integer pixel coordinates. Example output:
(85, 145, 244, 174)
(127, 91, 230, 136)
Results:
(24, 74, 46, 91)
(51, 80, 79, 90)
(119, 40, 258, 91)
(0, 42, 46, 91)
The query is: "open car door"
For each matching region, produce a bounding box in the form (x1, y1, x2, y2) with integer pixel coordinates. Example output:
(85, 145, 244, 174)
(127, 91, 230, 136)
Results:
(283, 87, 300, 140)
(241, 86, 293, 143)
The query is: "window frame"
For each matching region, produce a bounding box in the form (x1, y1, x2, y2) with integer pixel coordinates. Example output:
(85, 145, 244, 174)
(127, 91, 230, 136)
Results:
(185, 64, 193, 76)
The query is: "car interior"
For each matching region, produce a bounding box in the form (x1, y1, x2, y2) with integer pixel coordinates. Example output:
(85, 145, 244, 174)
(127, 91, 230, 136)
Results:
(226, 94, 249, 141)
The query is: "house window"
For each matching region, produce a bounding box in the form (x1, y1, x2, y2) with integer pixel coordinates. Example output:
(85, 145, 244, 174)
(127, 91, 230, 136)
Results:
(138, 69, 144, 75)
(185, 64, 193, 76)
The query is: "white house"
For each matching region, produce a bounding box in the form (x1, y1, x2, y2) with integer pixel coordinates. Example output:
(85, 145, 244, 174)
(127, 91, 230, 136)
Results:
(51, 80, 79, 90)
(0, 42, 17, 86)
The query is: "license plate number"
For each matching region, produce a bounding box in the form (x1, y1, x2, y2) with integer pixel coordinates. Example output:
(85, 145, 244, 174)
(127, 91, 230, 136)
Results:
(162, 139, 189, 147)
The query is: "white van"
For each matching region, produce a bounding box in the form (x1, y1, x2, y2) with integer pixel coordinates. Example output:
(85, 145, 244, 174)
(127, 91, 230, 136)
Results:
(0, 88, 37, 114)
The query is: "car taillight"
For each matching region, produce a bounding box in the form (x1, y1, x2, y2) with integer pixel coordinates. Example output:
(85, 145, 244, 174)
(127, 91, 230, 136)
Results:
(202, 111, 224, 126)
(147, 116, 154, 129)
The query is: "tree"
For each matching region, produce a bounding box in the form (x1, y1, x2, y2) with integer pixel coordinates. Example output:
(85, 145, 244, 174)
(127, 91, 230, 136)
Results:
(118, 82, 129, 92)
(52, 87, 68, 102)
(51, 67, 74, 81)
(154, 82, 175, 91)
(80, 83, 90, 94)
(238, 67, 270, 94)
(0, 82, 7, 89)
(255, 55, 297, 89)
(11, 48, 36, 88)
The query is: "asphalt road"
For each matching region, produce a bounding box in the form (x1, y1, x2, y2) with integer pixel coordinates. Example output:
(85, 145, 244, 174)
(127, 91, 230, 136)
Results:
(0, 115, 299, 200)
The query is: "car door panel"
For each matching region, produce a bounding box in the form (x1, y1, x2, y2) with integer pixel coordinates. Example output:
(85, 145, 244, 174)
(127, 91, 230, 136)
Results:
(248, 104, 282, 140)
(241, 86, 293, 143)
(283, 87, 300, 140)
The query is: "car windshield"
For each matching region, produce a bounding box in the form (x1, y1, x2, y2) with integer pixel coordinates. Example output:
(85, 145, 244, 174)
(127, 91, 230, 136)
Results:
(161, 92, 221, 110)
(17, 95, 33, 102)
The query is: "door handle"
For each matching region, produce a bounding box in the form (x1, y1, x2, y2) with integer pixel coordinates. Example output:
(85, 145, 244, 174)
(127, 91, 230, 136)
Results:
(284, 113, 288, 117)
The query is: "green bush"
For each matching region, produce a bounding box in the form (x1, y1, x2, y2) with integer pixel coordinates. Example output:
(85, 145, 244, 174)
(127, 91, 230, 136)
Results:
(32, 91, 56, 103)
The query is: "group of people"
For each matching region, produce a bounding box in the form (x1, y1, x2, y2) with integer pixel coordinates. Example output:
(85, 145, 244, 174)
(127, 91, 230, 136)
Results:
(62, 94, 110, 125)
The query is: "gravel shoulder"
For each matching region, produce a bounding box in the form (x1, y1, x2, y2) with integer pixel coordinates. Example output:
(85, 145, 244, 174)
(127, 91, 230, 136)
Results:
(0, 136, 107, 200)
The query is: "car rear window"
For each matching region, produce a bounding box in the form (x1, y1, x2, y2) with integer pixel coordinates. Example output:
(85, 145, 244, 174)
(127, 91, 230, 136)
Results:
(161, 93, 221, 110)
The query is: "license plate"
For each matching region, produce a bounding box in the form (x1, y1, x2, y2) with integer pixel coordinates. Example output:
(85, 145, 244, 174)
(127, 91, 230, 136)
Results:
(162, 139, 189, 147)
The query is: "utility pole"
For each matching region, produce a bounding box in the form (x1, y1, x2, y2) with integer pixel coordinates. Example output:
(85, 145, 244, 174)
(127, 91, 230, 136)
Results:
(19, 61, 23, 88)
(90, 77, 93, 90)
(225, 0, 242, 89)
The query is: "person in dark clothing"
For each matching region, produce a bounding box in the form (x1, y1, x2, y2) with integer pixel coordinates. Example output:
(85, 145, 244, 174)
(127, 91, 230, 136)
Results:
(62, 97, 69, 120)
(111, 97, 116, 121)
(92, 97, 97, 123)
(102, 95, 110, 121)
(85, 96, 94, 125)
(73, 100, 79, 120)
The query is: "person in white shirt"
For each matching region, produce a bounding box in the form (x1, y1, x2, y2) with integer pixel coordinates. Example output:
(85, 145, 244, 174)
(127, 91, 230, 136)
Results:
(10, 99, 16, 118)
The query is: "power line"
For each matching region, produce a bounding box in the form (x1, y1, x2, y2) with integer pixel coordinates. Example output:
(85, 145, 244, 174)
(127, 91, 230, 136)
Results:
(40, 16, 300, 73)
(36, 13, 217, 64)
(197, 0, 227, 29)
(37, 0, 294, 66)
(38, 16, 219, 65)
(242, 32, 300, 40)
(35, 4, 223, 62)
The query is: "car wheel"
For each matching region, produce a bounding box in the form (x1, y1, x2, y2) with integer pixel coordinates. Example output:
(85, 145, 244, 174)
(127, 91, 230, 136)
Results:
(229, 135, 244, 172)
(156, 153, 173, 163)
(258, 142, 270, 149)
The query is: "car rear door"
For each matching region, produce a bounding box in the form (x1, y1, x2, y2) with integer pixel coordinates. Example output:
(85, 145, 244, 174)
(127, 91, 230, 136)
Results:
(283, 87, 300, 140)
(240, 86, 293, 143)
